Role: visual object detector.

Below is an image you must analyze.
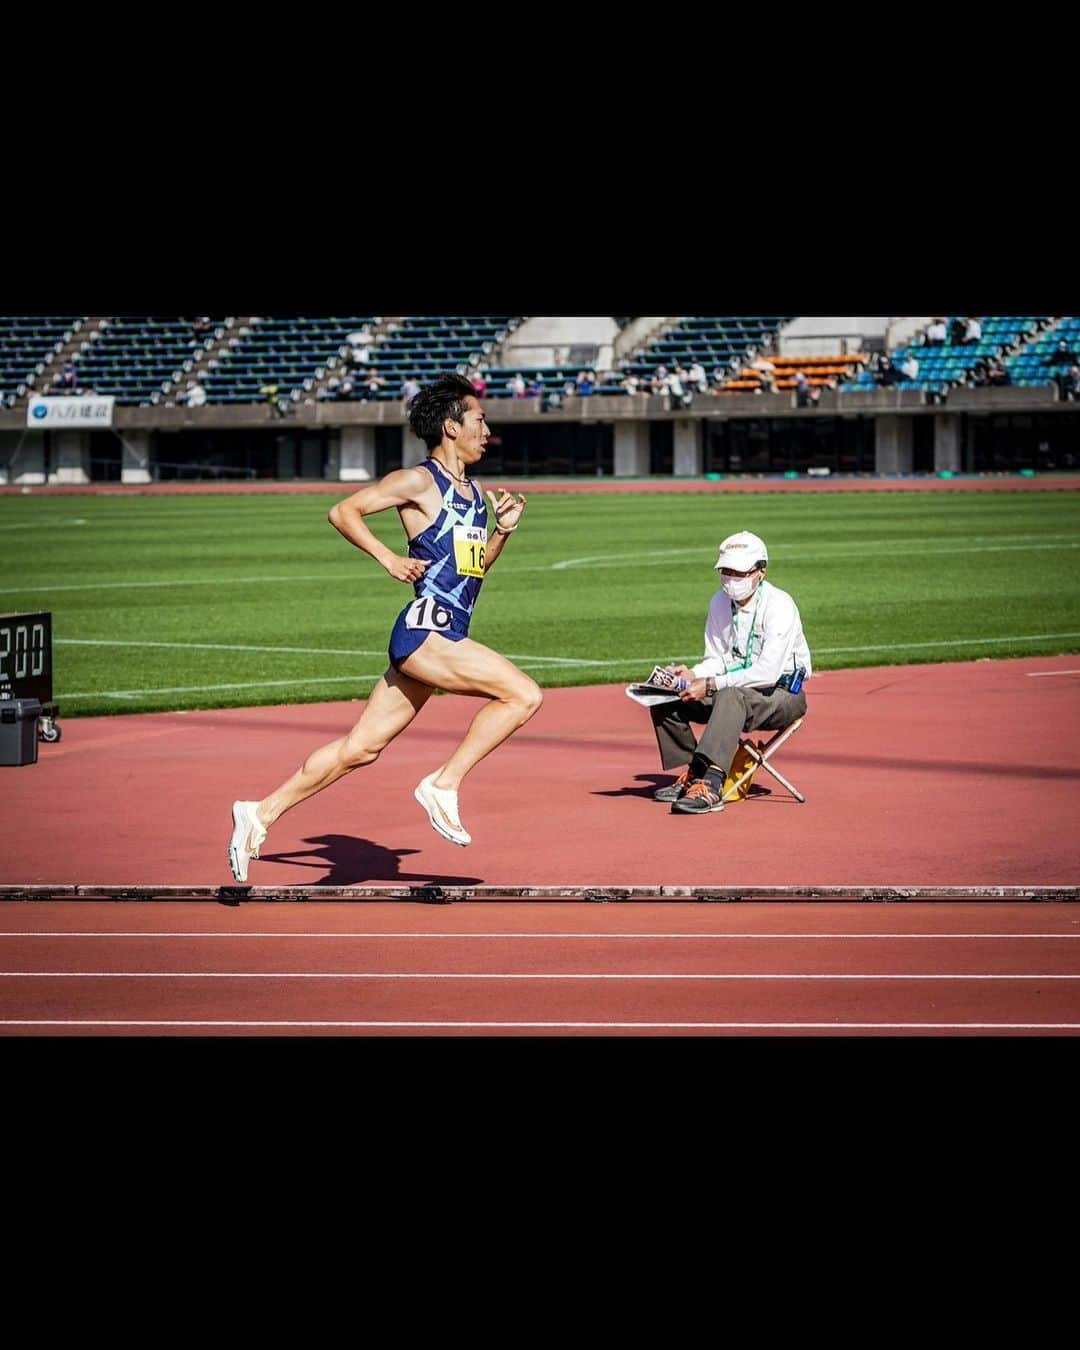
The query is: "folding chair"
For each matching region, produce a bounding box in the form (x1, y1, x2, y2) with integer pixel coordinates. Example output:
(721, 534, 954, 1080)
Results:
(721, 716, 805, 804)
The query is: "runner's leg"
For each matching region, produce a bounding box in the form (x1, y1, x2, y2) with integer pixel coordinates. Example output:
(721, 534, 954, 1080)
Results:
(399, 635, 542, 790)
(255, 666, 433, 828)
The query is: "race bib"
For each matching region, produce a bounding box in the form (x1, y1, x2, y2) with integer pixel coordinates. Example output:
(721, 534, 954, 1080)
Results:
(453, 524, 487, 578)
(404, 597, 454, 632)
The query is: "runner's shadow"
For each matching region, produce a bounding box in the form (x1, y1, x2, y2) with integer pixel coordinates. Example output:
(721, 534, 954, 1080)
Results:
(258, 834, 484, 887)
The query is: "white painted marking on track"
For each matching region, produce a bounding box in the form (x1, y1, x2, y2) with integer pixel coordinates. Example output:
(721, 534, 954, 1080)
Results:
(2, 932, 1078, 940)
(2, 971, 1078, 980)
(1027, 669, 1080, 677)
(2, 1019, 1078, 1030)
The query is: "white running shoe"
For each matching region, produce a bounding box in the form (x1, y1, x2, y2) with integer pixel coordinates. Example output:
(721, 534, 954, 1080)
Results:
(414, 773, 471, 847)
(228, 800, 268, 883)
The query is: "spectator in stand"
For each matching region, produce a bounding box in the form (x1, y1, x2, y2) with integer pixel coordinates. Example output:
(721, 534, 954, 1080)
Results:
(183, 380, 207, 407)
(650, 365, 671, 396)
(985, 356, 1011, 387)
(949, 316, 968, 346)
(964, 316, 982, 345)
(192, 317, 213, 340)
(924, 317, 948, 346)
(61, 362, 78, 392)
(346, 325, 373, 365)
(621, 372, 642, 396)
(793, 370, 819, 408)
(967, 358, 990, 389)
(470, 372, 487, 399)
(338, 375, 355, 400)
(360, 369, 386, 401)
(688, 361, 709, 396)
(668, 364, 692, 408)
(528, 372, 547, 399)
(751, 354, 777, 393)
(576, 369, 596, 397)
(900, 352, 920, 382)
(1048, 339, 1077, 401)
(727, 353, 743, 376)
(1066, 363, 1080, 402)
(401, 374, 422, 406)
(507, 372, 527, 398)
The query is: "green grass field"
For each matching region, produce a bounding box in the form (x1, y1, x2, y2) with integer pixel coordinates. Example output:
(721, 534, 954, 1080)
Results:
(2, 486, 1079, 717)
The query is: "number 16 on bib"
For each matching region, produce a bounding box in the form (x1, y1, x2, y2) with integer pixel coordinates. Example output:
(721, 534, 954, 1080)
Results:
(404, 598, 453, 632)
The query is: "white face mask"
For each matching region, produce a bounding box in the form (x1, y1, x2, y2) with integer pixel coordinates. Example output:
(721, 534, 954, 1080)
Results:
(722, 573, 756, 602)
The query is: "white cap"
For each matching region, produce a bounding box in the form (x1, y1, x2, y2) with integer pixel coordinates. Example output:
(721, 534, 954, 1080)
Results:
(714, 530, 768, 571)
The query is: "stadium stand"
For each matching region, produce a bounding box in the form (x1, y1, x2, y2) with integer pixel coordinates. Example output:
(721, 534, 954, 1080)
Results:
(621, 316, 795, 385)
(841, 317, 1053, 396)
(197, 317, 378, 406)
(1004, 317, 1080, 391)
(65, 317, 233, 406)
(720, 353, 868, 394)
(0, 316, 84, 407)
(340, 317, 521, 401)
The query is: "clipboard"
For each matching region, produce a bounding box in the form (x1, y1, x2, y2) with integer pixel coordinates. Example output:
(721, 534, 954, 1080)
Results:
(625, 684, 683, 707)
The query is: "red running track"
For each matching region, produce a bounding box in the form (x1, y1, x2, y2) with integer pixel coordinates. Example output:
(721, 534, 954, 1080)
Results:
(5, 655, 1080, 891)
(3, 654, 1080, 1035)
(1, 900, 1079, 1035)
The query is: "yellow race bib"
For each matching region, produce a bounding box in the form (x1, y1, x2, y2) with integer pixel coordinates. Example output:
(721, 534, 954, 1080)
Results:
(453, 525, 487, 578)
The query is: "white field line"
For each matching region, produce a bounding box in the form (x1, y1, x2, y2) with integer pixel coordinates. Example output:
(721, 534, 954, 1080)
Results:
(5, 532, 1080, 596)
(0, 518, 87, 531)
(2, 1019, 1079, 1030)
(55, 631, 1080, 700)
(3, 932, 1078, 940)
(3, 971, 1078, 981)
(1027, 669, 1080, 677)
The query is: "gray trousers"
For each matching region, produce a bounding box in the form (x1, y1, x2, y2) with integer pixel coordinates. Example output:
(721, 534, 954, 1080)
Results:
(650, 685, 807, 773)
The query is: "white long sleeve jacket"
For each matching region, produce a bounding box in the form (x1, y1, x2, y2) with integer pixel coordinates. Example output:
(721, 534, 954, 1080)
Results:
(691, 579, 812, 691)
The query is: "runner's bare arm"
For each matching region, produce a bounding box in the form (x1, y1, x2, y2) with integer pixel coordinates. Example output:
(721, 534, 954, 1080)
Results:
(482, 488, 527, 570)
(329, 467, 435, 582)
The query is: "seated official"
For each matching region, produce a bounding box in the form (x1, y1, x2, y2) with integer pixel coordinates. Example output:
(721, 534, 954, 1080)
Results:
(649, 530, 812, 815)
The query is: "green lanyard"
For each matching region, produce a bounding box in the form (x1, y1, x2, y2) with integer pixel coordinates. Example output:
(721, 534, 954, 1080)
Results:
(730, 584, 764, 670)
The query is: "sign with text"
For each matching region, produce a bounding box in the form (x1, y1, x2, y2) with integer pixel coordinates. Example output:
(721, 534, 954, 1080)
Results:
(26, 395, 115, 428)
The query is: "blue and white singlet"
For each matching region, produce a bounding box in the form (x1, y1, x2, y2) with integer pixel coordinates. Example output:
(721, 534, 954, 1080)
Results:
(387, 458, 489, 670)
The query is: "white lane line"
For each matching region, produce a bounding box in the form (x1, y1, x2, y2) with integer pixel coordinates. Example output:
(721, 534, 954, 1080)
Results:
(1027, 669, 1080, 677)
(0, 573, 351, 595)
(53, 632, 1080, 702)
(8, 533, 1080, 596)
(549, 539, 1080, 571)
(3, 971, 1078, 980)
(3, 932, 1078, 940)
(57, 639, 389, 657)
(3, 1019, 1079, 1030)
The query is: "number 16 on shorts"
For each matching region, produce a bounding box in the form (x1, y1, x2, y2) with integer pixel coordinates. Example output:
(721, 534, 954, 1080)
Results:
(405, 597, 453, 632)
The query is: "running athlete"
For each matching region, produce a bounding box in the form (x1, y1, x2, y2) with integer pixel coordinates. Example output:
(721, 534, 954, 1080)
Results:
(228, 372, 542, 881)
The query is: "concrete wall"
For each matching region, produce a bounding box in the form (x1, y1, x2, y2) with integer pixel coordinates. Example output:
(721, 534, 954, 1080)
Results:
(339, 424, 377, 481)
(501, 317, 619, 372)
(874, 414, 914, 474)
(48, 429, 90, 484)
(780, 318, 891, 356)
(614, 420, 650, 476)
(673, 418, 703, 476)
(933, 412, 962, 473)
(120, 430, 152, 484)
(0, 430, 46, 484)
